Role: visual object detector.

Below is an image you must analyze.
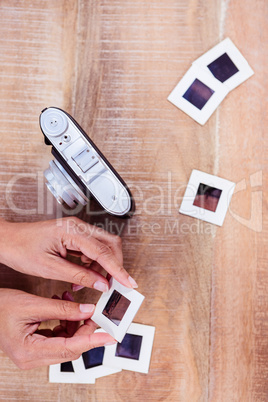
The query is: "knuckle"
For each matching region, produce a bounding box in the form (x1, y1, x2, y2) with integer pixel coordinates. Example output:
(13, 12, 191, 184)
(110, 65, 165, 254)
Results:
(72, 271, 88, 287)
(61, 217, 82, 235)
(18, 361, 32, 370)
(96, 244, 112, 260)
(88, 340, 98, 350)
(13, 351, 29, 370)
(66, 216, 81, 226)
(60, 342, 79, 361)
(81, 255, 92, 266)
(117, 264, 125, 275)
(16, 360, 27, 370)
(112, 235, 122, 247)
(59, 348, 72, 360)
(87, 334, 104, 350)
(59, 300, 73, 315)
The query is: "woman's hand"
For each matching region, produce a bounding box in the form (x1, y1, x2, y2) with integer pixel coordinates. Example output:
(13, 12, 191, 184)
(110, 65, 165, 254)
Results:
(0, 217, 137, 292)
(0, 288, 116, 369)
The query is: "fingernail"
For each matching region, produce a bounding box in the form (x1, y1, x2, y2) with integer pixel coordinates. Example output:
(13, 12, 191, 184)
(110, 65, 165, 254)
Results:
(72, 284, 85, 292)
(93, 281, 109, 293)
(128, 275, 138, 288)
(52, 294, 60, 299)
(105, 340, 117, 346)
(79, 304, 95, 313)
(63, 291, 74, 301)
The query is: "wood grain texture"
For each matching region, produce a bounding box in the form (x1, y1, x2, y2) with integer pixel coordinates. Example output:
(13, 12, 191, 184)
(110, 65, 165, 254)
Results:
(0, 0, 266, 401)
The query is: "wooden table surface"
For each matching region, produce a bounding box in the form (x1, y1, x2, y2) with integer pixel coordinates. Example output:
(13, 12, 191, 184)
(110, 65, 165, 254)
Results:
(0, 1, 267, 401)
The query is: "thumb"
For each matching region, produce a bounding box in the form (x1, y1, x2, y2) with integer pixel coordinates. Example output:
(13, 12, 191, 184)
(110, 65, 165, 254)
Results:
(26, 294, 95, 322)
(27, 332, 117, 367)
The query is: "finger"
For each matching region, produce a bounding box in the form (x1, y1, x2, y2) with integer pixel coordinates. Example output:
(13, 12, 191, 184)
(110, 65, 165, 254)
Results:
(51, 294, 67, 329)
(87, 261, 104, 274)
(35, 329, 54, 337)
(53, 319, 97, 338)
(63, 232, 136, 288)
(72, 261, 105, 292)
(53, 326, 78, 339)
(50, 258, 109, 292)
(80, 255, 93, 264)
(66, 250, 83, 258)
(26, 333, 117, 368)
(73, 319, 98, 337)
(59, 292, 69, 330)
(72, 284, 85, 292)
(53, 325, 64, 337)
(72, 223, 124, 266)
(66, 251, 93, 266)
(51, 294, 66, 329)
(53, 320, 97, 338)
(62, 291, 80, 336)
(53, 329, 69, 338)
(89, 231, 123, 266)
(26, 295, 96, 322)
(60, 292, 74, 329)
